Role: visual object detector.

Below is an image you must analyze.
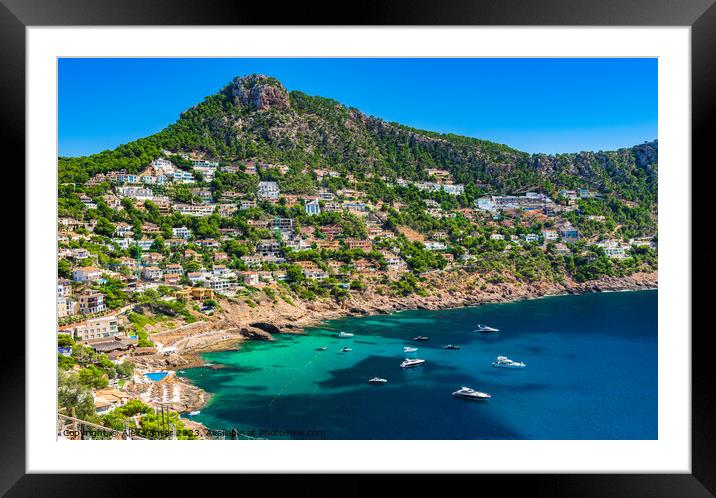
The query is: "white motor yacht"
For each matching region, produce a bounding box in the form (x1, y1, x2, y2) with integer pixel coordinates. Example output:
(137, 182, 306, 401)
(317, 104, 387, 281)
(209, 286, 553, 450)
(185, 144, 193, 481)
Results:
(403, 346, 418, 353)
(475, 324, 499, 333)
(400, 358, 426, 368)
(492, 355, 526, 368)
(338, 331, 354, 338)
(452, 387, 491, 400)
(368, 377, 388, 384)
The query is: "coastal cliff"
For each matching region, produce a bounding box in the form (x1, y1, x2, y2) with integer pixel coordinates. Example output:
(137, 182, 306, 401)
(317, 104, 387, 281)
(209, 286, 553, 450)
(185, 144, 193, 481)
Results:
(218, 270, 657, 333)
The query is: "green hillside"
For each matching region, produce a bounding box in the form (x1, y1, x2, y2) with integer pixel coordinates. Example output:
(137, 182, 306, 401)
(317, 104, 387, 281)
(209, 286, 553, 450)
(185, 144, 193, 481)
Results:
(58, 74, 657, 205)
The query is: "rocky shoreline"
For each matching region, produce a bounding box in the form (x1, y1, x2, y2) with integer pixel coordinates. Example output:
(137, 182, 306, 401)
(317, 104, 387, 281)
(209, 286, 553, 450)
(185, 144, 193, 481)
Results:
(220, 270, 658, 335)
(137, 270, 656, 435)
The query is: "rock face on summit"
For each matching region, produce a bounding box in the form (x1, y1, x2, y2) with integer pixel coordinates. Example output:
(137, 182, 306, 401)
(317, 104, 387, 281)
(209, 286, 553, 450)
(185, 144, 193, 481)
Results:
(224, 74, 290, 111)
(632, 140, 658, 169)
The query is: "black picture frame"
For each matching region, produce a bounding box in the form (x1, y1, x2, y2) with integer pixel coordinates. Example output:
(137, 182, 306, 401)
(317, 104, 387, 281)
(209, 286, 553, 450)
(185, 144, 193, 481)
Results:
(2, 0, 711, 495)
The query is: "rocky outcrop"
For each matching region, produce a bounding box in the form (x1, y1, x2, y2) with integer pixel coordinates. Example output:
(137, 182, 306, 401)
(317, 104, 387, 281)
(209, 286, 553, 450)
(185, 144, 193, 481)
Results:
(224, 74, 290, 111)
(249, 322, 283, 334)
(633, 140, 658, 169)
(241, 326, 274, 340)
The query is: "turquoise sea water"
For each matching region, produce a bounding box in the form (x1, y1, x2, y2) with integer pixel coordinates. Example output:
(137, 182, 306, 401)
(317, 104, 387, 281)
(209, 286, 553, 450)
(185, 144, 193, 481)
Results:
(181, 290, 657, 439)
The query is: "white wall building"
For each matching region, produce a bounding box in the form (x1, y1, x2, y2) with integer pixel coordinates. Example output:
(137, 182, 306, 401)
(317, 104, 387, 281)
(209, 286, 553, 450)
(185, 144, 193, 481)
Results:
(171, 171, 196, 184)
(304, 198, 321, 216)
(116, 186, 154, 200)
(172, 203, 216, 216)
(258, 181, 280, 201)
(151, 157, 176, 174)
(60, 315, 119, 341)
(423, 241, 447, 251)
(173, 226, 192, 239)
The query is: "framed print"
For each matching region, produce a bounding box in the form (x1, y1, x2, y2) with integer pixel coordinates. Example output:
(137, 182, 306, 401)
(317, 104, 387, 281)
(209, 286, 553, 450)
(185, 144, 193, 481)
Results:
(3, 0, 713, 494)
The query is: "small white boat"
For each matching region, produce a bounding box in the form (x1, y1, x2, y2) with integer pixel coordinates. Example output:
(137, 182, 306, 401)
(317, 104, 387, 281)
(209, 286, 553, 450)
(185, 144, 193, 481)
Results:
(316, 347, 327, 351)
(443, 345, 460, 350)
(368, 377, 388, 384)
(452, 387, 491, 400)
(403, 346, 418, 353)
(492, 355, 526, 368)
(340, 347, 352, 352)
(413, 336, 429, 341)
(338, 332, 354, 338)
(475, 324, 499, 333)
(400, 358, 426, 368)
(188, 410, 201, 416)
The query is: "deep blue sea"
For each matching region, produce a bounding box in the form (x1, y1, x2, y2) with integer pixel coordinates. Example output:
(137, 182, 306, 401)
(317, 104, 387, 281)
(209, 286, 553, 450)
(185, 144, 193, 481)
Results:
(181, 290, 657, 439)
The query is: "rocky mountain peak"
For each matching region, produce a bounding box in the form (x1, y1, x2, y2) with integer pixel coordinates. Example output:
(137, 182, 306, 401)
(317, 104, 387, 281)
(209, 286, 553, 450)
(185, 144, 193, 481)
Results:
(632, 139, 658, 169)
(224, 74, 290, 111)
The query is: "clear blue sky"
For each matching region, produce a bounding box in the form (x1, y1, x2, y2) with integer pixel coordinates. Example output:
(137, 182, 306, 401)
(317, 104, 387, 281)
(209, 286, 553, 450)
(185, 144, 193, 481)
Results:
(58, 58, 657, 157)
